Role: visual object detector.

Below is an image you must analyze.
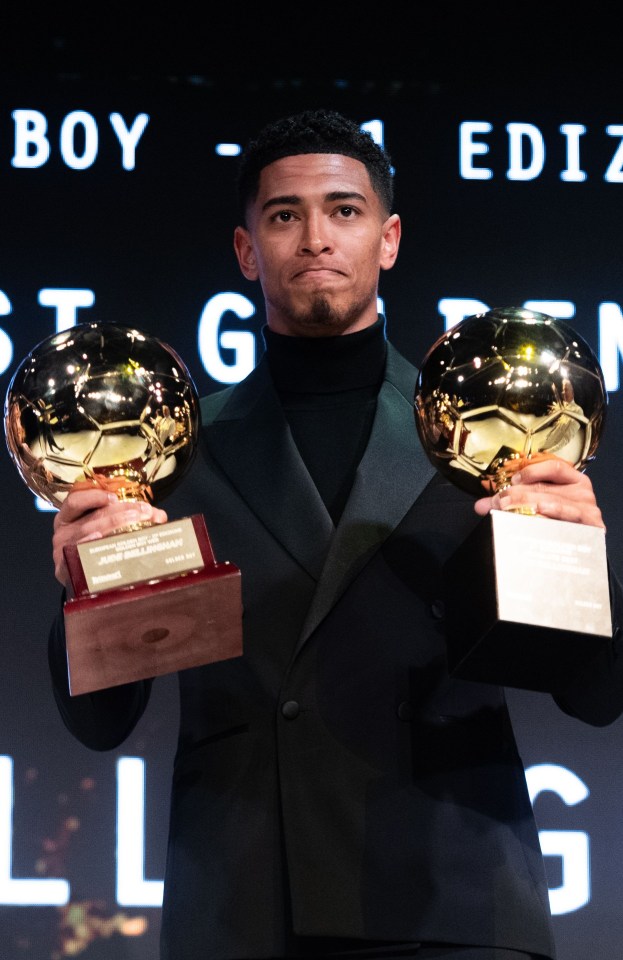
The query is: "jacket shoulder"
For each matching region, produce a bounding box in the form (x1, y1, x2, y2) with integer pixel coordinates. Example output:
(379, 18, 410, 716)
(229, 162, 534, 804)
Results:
(200, 385, 237, 424)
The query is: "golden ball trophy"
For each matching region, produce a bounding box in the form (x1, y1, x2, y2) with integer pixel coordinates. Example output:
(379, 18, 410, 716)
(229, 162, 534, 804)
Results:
(414, 306, 611, 692)
(4, 321, 242, 695)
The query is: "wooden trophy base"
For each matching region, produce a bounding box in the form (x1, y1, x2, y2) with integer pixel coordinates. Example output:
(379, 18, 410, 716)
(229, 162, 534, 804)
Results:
(443, 509, 612, 693)
(63, 515, 242, 696)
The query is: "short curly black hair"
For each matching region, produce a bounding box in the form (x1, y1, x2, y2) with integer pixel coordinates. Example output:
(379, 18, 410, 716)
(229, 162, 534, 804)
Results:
(236, 108, 394, 223)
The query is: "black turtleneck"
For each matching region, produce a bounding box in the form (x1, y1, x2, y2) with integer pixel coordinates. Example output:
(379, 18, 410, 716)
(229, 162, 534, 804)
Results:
(263, 317, 387, 525)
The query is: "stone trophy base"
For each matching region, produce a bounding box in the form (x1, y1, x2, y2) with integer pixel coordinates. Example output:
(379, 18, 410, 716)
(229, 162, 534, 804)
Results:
(443, 509, 612, 693)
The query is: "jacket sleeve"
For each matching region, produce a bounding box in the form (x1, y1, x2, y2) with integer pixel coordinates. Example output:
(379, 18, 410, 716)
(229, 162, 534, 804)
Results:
(48, 593, 153, 751)
(553, 562, 623, 726)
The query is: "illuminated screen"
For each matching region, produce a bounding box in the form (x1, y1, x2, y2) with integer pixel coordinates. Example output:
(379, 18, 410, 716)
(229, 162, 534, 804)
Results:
(1, 75, 623, 959)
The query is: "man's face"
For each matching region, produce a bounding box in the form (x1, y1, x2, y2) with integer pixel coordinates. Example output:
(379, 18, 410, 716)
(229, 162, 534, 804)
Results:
(234, 153, 400, 337)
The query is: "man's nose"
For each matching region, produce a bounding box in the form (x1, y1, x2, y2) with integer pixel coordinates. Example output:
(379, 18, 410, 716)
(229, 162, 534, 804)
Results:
(299, 216, 332, 255)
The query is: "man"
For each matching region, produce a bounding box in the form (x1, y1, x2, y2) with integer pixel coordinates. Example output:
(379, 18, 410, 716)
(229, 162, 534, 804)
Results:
(49, 108, 623, 960)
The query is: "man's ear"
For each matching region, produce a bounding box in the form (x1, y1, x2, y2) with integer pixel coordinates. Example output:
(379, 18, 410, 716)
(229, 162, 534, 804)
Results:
(380, 214, 401, 271)
(234, 226, 259, 280)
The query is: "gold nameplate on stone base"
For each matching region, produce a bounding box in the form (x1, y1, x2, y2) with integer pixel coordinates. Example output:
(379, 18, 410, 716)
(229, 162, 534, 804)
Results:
(443, 510, 612, 693)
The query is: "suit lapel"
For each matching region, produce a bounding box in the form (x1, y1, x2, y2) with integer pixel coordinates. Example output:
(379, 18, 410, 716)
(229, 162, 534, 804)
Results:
(298, 345, 436, 644)
(201, 360, 334, 581)
(202, 343, 436, 643)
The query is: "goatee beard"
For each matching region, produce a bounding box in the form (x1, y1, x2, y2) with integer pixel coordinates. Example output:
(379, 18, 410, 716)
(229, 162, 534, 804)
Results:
(287, 294, 370, 336)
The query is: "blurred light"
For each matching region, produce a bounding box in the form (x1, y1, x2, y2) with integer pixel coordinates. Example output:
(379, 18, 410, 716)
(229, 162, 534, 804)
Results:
(216, 143, 241, 156)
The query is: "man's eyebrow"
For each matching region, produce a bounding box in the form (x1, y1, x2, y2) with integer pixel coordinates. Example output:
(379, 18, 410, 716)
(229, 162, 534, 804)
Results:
(261, 191, 368, 212)
(325, 191, 367, 204)
(262, 195, 300, 212)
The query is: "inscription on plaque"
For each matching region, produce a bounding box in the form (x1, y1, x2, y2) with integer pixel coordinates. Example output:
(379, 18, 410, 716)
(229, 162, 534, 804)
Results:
(77, 517, 204, 593)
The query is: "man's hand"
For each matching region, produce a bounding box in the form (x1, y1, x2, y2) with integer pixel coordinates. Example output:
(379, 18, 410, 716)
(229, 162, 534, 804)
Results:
(474, 456, 605, 529)
(52, 489, 168, 589)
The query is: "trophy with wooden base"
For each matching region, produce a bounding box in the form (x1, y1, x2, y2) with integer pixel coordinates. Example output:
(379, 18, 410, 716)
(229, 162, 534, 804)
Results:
(4, 321, 242, 696)
(414, 306, 611, 693)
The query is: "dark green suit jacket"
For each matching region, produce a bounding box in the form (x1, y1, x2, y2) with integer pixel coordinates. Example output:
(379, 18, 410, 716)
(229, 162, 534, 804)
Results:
(49, 341, 623, 960)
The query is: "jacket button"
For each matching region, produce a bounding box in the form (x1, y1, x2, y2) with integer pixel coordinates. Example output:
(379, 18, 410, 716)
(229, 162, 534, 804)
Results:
(397, 701, 413, 722)
(281, 700, 300, 720)
(431, 600, 445, 619)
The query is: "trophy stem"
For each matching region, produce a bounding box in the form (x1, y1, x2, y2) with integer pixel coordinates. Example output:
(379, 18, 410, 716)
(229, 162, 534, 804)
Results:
(73, 474, 156, 532)
(73, 472, 153, 503)
(494, 466, 538, 516)
(493, 451, 562, 517)
(502, 503, 539, 517)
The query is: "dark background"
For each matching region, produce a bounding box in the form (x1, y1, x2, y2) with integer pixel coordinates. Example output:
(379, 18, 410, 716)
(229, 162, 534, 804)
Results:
(1, 8, 623, 959)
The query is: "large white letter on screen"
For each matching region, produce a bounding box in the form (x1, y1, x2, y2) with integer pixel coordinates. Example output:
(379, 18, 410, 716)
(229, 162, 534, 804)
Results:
(525, 763, 590, 915)
(12, 110, 51, 168)
(109, 113, 150, 170)
(60, 111, 99, 170)
(599, 301, 623, 391)
(605, 126, 623, 183)
(438, 298, 490, 331)
(559, 124, 587, 182)
(0, 756, 69, 905)
(38, 288, 96, 332)
(198, 292, 256, 384)
(459, 122, 493, 180)
(0, 290, 13, 376)
(507, 123, 545, 181)
(116, 757, 163, 907)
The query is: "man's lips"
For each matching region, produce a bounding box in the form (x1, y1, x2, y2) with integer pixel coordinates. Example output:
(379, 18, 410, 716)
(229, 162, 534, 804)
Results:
(291, 267, 345, 280)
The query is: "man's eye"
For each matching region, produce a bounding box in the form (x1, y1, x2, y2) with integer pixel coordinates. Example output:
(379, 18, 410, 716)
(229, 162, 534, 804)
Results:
(276, 210, 294, 222)
(338, 206, 356, 217)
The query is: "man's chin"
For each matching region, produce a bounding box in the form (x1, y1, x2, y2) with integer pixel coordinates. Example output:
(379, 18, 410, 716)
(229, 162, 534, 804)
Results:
(270, 292, 373, 336)
(291, 314, 351, 336)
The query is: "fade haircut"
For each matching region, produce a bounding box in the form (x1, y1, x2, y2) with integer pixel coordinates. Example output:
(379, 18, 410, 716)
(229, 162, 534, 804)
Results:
(236, 108, 395, 223)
